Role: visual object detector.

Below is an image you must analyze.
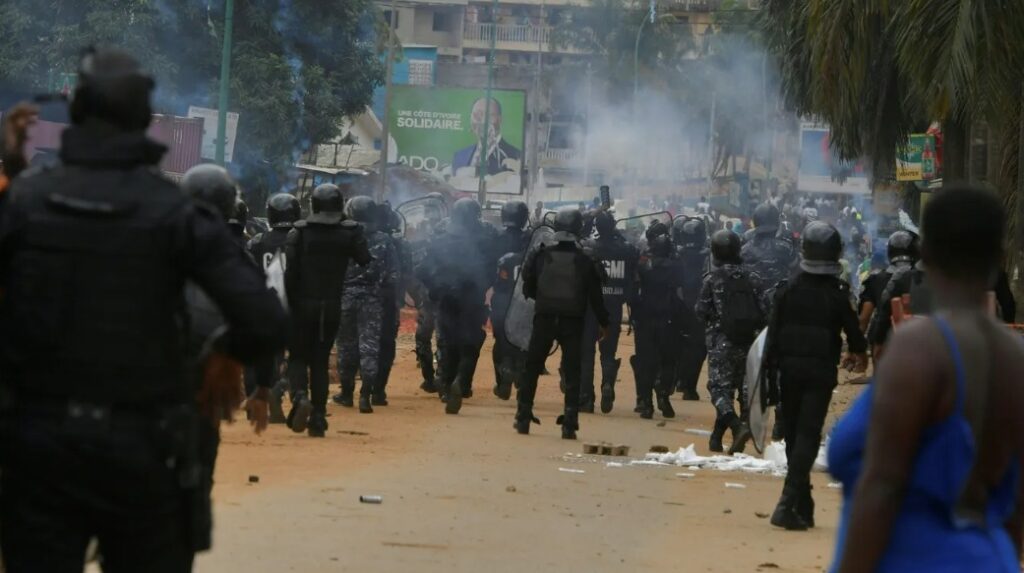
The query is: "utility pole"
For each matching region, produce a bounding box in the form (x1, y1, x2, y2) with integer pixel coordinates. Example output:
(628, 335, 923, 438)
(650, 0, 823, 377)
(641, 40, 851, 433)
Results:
(477, 0, 500, 205)
(215, 0, 234, 166)
(529, 0, 545, 201)
(378, 0, 398, 202)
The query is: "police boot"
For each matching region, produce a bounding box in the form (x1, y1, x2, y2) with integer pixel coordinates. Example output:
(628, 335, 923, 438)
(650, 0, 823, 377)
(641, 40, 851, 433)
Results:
(287, 392, 313, 434)
(579, 392, 595, 414)
(557, 409, 579, 440)
(308, 413, 328, 438)
(728, 417, 752, 455)
(656, 394, 675, 419)
(359, 394, 373, 414)
(770, 487, 809, 531)
(797, 484, 815, 528)
(600, 359, 619, 414)
(372, 391, 388, 406)
(708, 414, 729, 453)
(269, 379, 288, 424)
(445, 378, 464, 415)
(514, 405, 540, 435)
(637, 398, 655, 420)
(681, 382, 701, 402)
(493, 363, 513, 401)
(333, 389, 354, 408)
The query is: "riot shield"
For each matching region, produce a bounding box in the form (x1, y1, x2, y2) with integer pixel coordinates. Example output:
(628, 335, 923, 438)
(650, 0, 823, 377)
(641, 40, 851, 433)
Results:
(615, 211, 672, 246)
(397, 195, 448, 265)
(504, 224, 556, 352)
(745, 328, 773, 453)
(266, 252, 288, 311)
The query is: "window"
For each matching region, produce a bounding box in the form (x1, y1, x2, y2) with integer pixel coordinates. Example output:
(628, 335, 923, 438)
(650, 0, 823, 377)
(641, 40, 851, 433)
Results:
(408, 59, 434, 86)
(382, 9, 398, 28)
(432, 12, 448, 32)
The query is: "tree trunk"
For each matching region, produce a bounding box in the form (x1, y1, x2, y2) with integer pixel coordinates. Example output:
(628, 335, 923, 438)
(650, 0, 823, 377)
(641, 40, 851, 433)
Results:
(943, 116, 970, 185)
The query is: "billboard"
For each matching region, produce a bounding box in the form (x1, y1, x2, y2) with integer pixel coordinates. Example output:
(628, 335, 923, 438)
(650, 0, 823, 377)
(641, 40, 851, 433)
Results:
(389, 85, 526, 194)
(896, 133, 938, 181)
(797, 123, 870, 195)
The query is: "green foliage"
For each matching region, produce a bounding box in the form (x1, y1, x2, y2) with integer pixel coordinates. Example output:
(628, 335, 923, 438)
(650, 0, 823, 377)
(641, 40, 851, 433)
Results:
(0, 0, 385, 208)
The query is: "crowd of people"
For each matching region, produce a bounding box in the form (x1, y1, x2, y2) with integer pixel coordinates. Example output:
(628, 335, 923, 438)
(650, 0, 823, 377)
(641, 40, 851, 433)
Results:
(1, 47, 1022, 573)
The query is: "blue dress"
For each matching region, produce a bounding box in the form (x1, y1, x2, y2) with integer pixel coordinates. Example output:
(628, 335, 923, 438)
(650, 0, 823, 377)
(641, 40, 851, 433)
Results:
(829, 317, 1020, 572)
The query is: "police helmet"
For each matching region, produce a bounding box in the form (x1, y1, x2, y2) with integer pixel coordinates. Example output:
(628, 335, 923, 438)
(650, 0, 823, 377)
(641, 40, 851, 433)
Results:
(500, 201, 529, 230)
(886, 230, 920, 265)
(673, 217, 707, 250)
(553, 206, 584, 239)
(451, 198, 482, 229)
(594, 211, 616, 238)
(267, 193, 300, 229)
(70, 47, 155, 131)
(710, 230, 742, 264)
(800, 221, 844, 275)
(646, 221, 672, 255)
(311, 184, 344, 214)
(181, 164, 237, 222)
(752, 203, 780, 233)
(345, 195, 377, 225)
(230, 198, 249, 229)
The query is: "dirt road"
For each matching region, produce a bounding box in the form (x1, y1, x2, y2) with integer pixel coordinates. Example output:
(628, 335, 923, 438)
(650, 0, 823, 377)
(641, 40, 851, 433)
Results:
(196, 331, 864, 573)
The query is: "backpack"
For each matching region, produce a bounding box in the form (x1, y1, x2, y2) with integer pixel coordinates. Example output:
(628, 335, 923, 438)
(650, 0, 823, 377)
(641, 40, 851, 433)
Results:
(719, 269, 765, 344)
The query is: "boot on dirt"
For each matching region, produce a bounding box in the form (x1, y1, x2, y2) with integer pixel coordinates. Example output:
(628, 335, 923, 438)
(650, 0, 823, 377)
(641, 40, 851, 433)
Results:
(333, 390, 354, 408)
(600, 383, 615, 414)
(371, 392, 388, 406)
(797, 485, 815, 528)
(728, 417, 752, 455)
(557, 409, 579, 440)
(307, 413, 328, 438)
(514, 406, 540, 435)
(656, 394, 675, 419)
(420, 379, 438, 394)
(637, 398, 655, 420)
(493, 381, 512, 401)
(287, 392, 313, 434)
(708, 414, 729, 453)
(268, 380, 288, 424)
(445, 380, 464, 415)
(579, 395, 595, 414)
(770, 487, 809, 531)
(359, 395, 374, 414)
(682, 387, 700, 401)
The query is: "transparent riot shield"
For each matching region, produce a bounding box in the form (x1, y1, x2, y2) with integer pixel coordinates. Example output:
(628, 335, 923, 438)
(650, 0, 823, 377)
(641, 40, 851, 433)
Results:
(504, 224, 556, 352)
(614, 211, 672, 248)
(397, 194, 448, 266)
(745, 328, 774, 453)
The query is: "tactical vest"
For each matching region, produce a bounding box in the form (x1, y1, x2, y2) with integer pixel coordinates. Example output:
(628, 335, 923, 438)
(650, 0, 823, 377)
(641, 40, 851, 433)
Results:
(586, 236, 634, 301)
(2, 166, 188, 403)
(292, 220, 359, 302)
(250, 229, 290, 271)
(775, 276, 846, 375)
(536, 249, 587, 316)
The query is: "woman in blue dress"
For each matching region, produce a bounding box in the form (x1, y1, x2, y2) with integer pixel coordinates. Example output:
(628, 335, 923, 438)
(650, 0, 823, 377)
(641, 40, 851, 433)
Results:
(829, 186, 1024, 573)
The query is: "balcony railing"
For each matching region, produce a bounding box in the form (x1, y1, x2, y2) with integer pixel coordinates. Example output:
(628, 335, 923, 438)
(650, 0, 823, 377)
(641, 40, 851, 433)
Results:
(464, 22, 551, 46)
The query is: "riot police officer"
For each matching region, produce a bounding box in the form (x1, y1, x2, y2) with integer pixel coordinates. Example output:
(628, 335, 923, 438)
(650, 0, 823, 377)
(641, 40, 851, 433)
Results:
(865, 230, 920, 355)
(580, 210, 638, 413)
(491, 200, 531, 400)
(741, 203, 797, 301)
(285, 184, 370, 436)
(697, 230, 766, 453)
(418, 198, 498, 414)
(228, 197, 248, 239)
(764, 221, 867, 530)
(413, 203, 445, 392)
(672, 216, 709, 401)
(335, 196, 398, 414)
(0, 47, 287, 571)
(633, 221, 685, 419)
(246, 193, 300, 420)
(515, 207, 608, 439)
(376, 201, 410, 404)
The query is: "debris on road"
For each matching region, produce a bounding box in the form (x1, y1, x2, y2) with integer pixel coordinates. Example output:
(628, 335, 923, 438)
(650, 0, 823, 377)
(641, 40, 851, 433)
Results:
(675, 472, 696, 478)
(582, 442, 630, 456)
(684, 428, 712, 437)
(360, 495, 384, 504)
(505, 485, 517, 493)
(755, 512, 770, 518)
(648, 445, 670, 454)
(558, 467, 586, 474)
(248, 475, 260, 483)
(724, 483, 747, 489)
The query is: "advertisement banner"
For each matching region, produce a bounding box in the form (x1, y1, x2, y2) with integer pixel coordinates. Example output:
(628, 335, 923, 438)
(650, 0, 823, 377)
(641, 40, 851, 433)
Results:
(797, 123, 870, 195)
(389, 85, 526, 194)
(896, 134, 937, 182)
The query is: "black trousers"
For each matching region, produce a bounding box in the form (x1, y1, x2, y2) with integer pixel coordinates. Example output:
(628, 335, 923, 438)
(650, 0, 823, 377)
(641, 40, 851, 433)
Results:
(1, 413, 195, 573)
(437, 299, 488, 393)
(675, 310, 707, 394)
(378, 300, 400, 396)
(244, 351, 284, 396)
(635, 318, 678, 402)
(288, 302, 341, 415)
(780, 371, 836, 491)
(415, 301, 438, 384)
(580, 302, 623, 400)
(517, 314, 584, 413)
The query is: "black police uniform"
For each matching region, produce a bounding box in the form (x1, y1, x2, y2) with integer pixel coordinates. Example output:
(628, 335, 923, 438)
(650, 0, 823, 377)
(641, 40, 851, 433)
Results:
(673, 219, 710, 400)
(377, 214, 412, 402)
(412, 216, 446, 391)
(491, 225, 530, 398)
(0, 123, 287, 572)
(516, 221, 608, 438)
(579, 226, 638, 412)
(634, 231, 685, 419)
(285, 200, 371, 433)
(418, 203, 499, 414)
(245, 225, 291, 393)
(765, 223, 867, 530)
